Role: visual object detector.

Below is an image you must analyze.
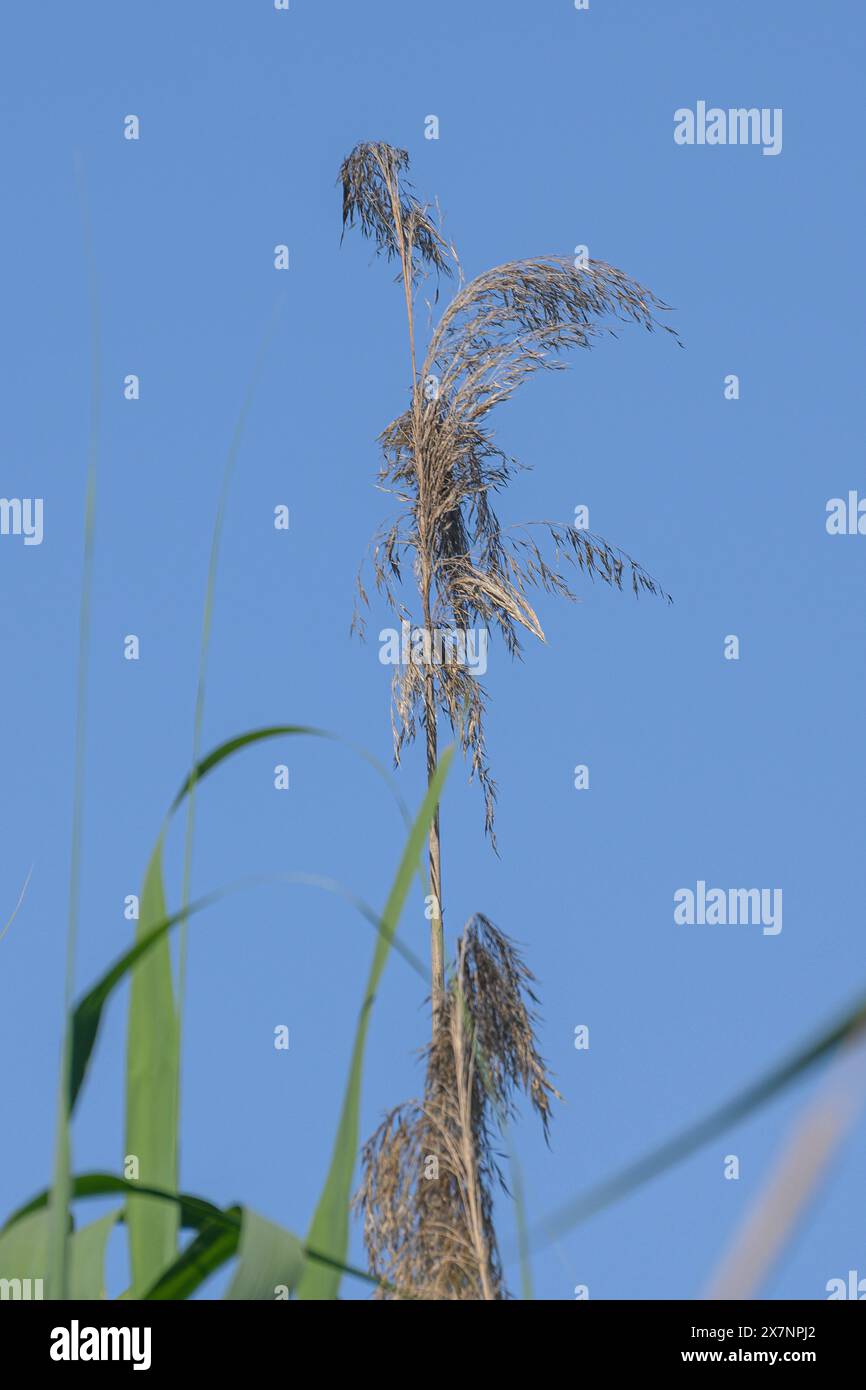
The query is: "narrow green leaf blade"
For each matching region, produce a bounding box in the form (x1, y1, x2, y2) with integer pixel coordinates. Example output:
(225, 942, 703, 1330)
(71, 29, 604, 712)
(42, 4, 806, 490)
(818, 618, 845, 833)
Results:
(225, 1208, 305, 1300)
(2, 1173, 231, 1238)
(527, 995, 866, 1251)
(170, 726, 328, 812)
(296, 749, 454, 1301)
(0, 1205, 118, 1302)
(69, 1209, 120, 1300)
(0, 1209, 48, 1298)
(68, 869, 426, 1123)
(69, 895, 219, 1114)
(48, 151, 102, 1304)
(144, 1211, 243, 1300)
(2, 1174, 386, 1301)
(68, 724, 409, 1117)
(125, 835, 179, 1295)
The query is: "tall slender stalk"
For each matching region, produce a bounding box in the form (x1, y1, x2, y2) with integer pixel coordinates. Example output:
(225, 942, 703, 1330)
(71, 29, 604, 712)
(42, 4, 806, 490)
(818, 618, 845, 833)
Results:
(177, 298, 284, 1025)
(341, 140, 678, 1297)
(366, 145, 447, 1025)
(48, 153, 101, 1299)
(341, 141, 675, 1041)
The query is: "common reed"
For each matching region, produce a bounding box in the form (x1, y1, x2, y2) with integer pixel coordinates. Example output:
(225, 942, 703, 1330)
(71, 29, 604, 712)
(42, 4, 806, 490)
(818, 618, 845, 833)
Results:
(340, 140, 677, 1296)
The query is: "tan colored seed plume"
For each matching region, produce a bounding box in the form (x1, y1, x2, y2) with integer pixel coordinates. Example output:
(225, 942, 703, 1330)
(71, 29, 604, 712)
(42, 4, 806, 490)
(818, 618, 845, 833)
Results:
(354, 916, 560, 1300)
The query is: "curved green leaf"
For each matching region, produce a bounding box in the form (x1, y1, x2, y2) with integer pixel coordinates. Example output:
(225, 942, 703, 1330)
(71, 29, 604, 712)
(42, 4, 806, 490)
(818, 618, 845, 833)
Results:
(48, 152, 101, 1303)
(0, 1208, 47, 1294)
(225, 1209, 305, 1301)
(169, 725, 410, 826)
(70, 892, 222, 1113)
(70, 1210, 120, 1300)
(69, 867, 428, 1122)
(144, 1210, 243, 1300)
(2, 1175, 385, 1301)
(526, 992, 866, 1253)
(4, 1173, 232, 1238)
(170, 726, 328, 812)
(121, 724, 414, 1300)
(0, 1203, 119, 1302)
(125, 834, 179, 1296)
(296, 748, 454, 1300)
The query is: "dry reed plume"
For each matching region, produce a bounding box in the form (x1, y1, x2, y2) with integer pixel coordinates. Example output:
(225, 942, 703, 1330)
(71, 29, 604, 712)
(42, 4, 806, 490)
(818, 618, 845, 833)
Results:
(341, 140, 676, 1297)
(355, 915, 559, 1299)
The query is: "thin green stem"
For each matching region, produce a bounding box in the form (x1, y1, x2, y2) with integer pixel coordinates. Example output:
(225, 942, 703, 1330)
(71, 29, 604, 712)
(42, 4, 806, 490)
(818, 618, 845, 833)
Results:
(175, 296, 284, 1108)
(48, 152, 101, 1300)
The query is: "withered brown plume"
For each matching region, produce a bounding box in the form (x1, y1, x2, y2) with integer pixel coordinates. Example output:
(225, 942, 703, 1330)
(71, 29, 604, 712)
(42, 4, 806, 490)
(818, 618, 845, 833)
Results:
(341, 142, 676, 1300)
(340, 140, 676, 1023)
(354, 915, 560, 1300)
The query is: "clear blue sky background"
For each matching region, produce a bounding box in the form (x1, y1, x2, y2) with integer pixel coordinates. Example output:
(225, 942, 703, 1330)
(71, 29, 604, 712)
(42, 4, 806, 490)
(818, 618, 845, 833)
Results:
(2, 1, 864, 1300)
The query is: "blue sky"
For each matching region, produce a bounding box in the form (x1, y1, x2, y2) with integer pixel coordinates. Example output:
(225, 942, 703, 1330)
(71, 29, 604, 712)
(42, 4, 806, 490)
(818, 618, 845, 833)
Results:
(2, 0, 865, 1300)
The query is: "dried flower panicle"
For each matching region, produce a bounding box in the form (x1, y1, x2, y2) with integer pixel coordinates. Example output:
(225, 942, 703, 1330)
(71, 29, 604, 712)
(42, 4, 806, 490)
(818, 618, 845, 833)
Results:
(355, 916, 560, 1300)
(343, 143, 675, 842)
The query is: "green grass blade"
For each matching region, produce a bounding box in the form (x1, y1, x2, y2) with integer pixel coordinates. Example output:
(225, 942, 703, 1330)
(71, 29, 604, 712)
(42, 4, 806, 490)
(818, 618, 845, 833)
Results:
(0, 863, 34, 945)
(69, 870, 428, 1118)
(125, 834, 180, 1295)
(4, 1174, 232, 1237)
(508, 1148, 533, 1300)
(0, 1209, 48, 1294)
(0, 1204, 118, 1302)
(144, 1219, 383, 1301)
(2, 1173, 388, 1300)
(169, 724, 411, 826)
(171, 726, 330, 810)
(176, 297, 284, 1013)
(142, 1213, 386, 1301)
(2, 1178, 242, 1302)
(118, 725, 357, 1297)
(70, 894, 217, 1112)
(224, 1209, 305, 1300)
(48, 151, 101, 1302)
(69, 1210, 120, 1300)
(296, 748, 454, 1301)
(526, 992, 866, 1253)
(144, 1216, 243, 1300)
(124, 726, 320, 1296)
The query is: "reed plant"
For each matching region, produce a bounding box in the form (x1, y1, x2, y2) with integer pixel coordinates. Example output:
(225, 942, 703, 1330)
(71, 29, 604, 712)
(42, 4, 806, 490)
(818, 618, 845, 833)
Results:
(1, 147, 864, 1303)
(341, 140, 674, 1295)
